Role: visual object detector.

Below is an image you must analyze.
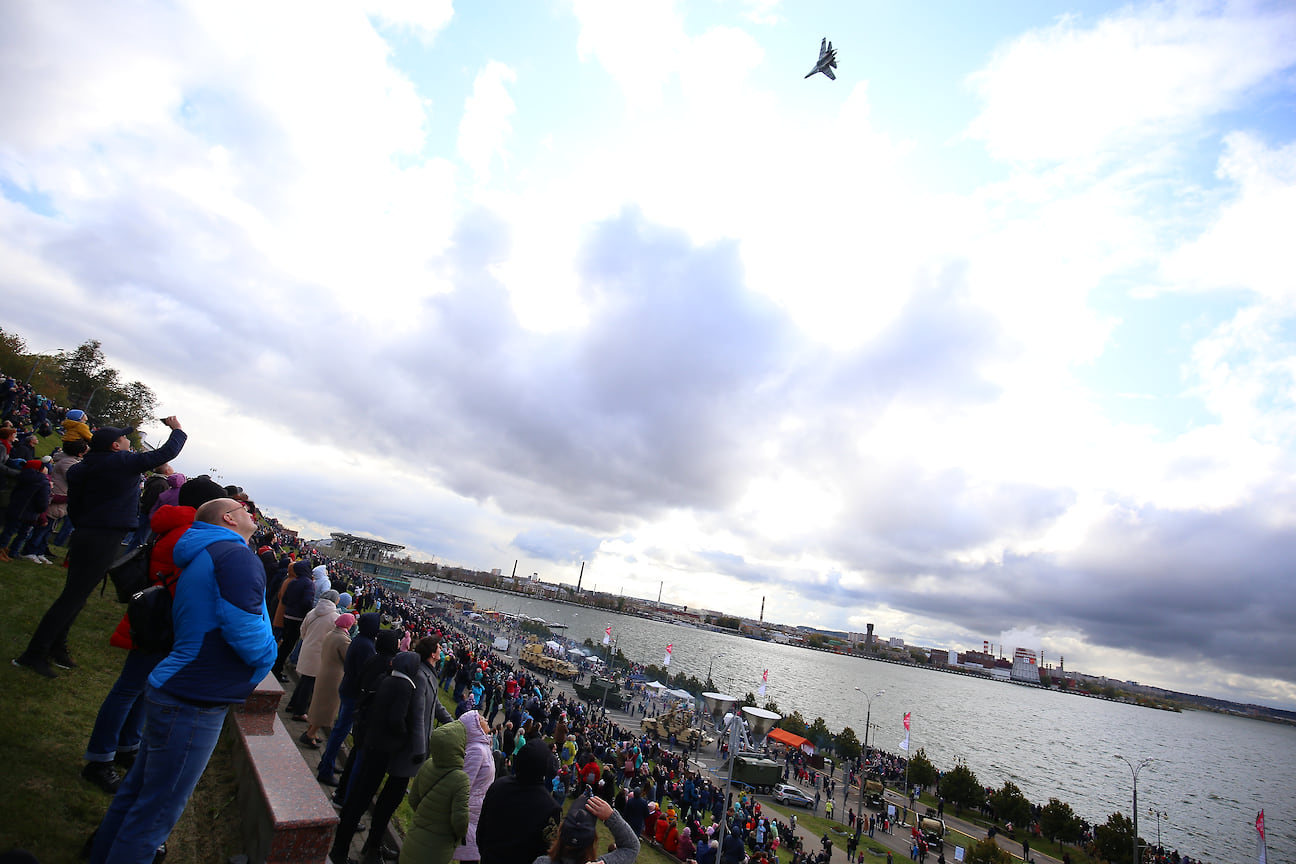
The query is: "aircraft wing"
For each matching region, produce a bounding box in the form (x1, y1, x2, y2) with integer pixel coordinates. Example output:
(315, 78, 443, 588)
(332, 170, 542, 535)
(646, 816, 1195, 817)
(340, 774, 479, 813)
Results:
(818, 37, 829, 61)
(822, 66, 836, 80)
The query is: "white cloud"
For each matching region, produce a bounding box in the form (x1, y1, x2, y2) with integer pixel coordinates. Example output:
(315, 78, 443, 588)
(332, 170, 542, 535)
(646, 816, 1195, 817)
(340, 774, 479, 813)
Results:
(571, 0, 686, 106)
(458, 61, 518, 184)
(364, 0, 454, 41)
(966, 1, 1296, 163)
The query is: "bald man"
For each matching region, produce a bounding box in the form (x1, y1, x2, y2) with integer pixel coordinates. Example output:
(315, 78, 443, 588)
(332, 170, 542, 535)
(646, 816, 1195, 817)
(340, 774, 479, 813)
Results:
(90, 497, 276, 864)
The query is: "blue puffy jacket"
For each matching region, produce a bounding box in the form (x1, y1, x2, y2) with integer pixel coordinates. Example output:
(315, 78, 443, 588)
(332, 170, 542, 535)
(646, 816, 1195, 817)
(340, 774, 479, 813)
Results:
(150, 520, 276, 704)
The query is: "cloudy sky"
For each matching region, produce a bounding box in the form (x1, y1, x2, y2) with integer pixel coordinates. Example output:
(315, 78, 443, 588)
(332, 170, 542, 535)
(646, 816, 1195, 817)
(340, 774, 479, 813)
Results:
(3, 0, 1295, 709)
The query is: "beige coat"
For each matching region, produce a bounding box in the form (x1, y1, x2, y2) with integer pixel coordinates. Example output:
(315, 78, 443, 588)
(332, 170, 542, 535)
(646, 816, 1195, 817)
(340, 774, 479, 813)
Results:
(308, 624, 350, 727)
(295, 599, 339, 677)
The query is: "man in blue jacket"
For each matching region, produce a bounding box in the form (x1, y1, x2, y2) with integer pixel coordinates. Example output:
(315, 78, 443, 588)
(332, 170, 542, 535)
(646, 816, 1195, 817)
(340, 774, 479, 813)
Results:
(13, 417, 186, 678)
(89, 496, 276, 864)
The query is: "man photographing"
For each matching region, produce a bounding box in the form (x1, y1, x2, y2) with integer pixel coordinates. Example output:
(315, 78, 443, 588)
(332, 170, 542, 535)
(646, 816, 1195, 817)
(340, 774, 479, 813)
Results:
(89, 496, 276, 864)
(13, 417, 186, 678)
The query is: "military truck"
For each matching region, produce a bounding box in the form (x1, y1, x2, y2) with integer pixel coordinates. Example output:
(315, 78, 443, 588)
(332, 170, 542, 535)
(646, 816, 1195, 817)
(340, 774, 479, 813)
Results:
(574, 675, 630, 710)
(519, 643, 578, 679)
(730, 755, 783, 793)
(862, 777, 886, 810)
(641, 707, 712, 749)
(918, 817, 945, 849)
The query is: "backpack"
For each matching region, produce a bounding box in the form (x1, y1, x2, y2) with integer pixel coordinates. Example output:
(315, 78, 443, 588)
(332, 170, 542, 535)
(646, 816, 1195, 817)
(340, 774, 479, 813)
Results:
(128, 584, 174, 654)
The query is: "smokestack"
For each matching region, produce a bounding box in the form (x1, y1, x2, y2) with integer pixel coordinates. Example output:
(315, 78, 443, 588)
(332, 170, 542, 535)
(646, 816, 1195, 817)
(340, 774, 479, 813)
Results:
(577, 561, 584, 592)
(760, 596, 765, 623)
(511, 560, 517, 579)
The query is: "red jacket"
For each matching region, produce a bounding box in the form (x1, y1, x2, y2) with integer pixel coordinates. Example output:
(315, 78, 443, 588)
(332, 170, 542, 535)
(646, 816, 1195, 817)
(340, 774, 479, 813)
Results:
(109, 504, 196, 650)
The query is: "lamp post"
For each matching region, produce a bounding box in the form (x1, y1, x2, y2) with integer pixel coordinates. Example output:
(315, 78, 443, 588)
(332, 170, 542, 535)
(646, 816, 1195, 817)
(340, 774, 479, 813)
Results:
(1115, 755, 1153, 864)
(1148, 808, 1166, 856)
(855, 688, 884, 809)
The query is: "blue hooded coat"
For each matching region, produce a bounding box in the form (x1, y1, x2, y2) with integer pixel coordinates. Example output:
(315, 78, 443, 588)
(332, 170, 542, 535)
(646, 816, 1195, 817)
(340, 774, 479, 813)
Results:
(149, 520, 276, 703)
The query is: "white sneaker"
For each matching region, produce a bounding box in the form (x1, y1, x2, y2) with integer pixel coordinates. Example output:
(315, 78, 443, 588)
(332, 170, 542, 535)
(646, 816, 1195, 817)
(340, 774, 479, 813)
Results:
(22, 554, 45, 564)
(36, 555, 53, 564)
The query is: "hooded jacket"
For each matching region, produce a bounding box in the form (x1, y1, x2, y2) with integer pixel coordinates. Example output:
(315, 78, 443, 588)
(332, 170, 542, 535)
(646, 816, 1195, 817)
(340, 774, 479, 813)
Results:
(401, 719, 470, 864)
(109, 503, 195, 651)
(363, 651, 419, 757)
(339, 612, 381, 699)
(280, 561, 316, 621)
(389, 654, 454, 778)
(476, 738, 563, 864)
(452, 710, 496, 862)
(295, 597, 339, 677)
(148, 520, 276, 703)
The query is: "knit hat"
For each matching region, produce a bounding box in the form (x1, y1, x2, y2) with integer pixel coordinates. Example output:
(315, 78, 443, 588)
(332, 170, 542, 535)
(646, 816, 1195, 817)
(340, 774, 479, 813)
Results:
(178, 476, 227, 508)
(24, 459, 43, 471)
(335, 613, 356, 630)
(66, 409, 86, 421)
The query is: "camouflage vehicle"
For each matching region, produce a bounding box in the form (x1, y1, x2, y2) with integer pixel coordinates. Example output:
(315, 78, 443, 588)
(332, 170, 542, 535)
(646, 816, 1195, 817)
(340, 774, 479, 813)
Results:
(519, 643, 578, 679)
(574, 676, 630, 710)
(641, 707, 712, 749)
(862, 777, 886, 810)
(730, 755, 782, 793)
(918, 817, 945, 849)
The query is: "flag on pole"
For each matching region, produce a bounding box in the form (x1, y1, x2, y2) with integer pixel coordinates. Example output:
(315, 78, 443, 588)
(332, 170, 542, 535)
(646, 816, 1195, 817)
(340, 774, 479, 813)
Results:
(663, 644, 673, 666)
(1257, 810, 1267, 864)
(900, 712, 911, 750)
(904, 712, 911, 731)
(758, 669, 768, 698)
(603, 626, 612, 646)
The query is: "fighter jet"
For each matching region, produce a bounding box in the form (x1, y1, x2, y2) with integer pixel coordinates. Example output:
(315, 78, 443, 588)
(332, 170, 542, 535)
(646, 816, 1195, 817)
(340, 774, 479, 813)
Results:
(805, 37, 837, 80)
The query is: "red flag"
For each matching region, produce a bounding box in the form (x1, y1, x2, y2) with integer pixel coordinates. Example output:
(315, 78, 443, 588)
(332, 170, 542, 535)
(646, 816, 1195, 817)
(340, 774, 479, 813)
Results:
(1256, 811, 1265, 840)
(904, 712, 911, 731)
(762, 669, 769, 682)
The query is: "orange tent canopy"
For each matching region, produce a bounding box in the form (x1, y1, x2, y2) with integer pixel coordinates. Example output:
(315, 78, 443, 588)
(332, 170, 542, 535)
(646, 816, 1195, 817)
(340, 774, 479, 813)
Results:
(767, 727, 814, 754)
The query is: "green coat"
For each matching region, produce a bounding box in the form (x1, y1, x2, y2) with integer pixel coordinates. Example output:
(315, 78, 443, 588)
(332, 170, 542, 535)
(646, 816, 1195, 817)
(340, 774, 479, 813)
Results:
(400, 720, 470, 864)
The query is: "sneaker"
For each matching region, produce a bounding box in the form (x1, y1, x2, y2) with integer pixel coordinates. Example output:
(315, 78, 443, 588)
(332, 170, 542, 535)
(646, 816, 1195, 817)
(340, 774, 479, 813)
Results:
(22, 554, 45, 564)
(36, 555, 53, 564)
(0, 549, 11, 562)
(50, 649, 78, 670)
(12, 655, 56, 679)
(81, 761, 123, 794)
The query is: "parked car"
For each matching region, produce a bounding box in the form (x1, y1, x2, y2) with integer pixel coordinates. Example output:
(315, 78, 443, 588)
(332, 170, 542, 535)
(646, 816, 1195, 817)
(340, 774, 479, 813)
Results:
(773, 783, 815, 808)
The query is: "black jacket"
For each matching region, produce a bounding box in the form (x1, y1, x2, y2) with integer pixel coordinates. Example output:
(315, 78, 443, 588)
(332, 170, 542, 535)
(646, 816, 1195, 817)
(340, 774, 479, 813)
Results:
(66, 429, 186, 530)
(477, 739, 562, 864)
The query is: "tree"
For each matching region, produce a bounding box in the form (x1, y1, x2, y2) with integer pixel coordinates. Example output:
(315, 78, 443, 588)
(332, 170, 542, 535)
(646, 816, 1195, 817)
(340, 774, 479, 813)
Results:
(762, 700, 780, 715)
(1094, 811, 1136, 864)
(835, 726, 862, 760)
(808, 716, 833, 750)
(964, 838, 1013, 864)
(907, 748, 938, 788)
(1040, 798, 1082, 844)
(938, 761, 984, 814)
(779, 711, 808, 738)
(991, 781, 1033, 829)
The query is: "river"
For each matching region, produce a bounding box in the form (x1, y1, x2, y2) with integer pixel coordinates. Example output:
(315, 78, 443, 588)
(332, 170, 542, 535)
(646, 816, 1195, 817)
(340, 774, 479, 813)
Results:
(424, 582, 1294, 863)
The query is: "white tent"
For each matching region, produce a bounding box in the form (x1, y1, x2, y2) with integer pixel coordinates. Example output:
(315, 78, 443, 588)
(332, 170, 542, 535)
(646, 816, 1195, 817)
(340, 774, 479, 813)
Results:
(667, 688, 693, 701)
(645, 681, 667, 690)
(567, 647, 586, 657)
(544, 640, 564, 652)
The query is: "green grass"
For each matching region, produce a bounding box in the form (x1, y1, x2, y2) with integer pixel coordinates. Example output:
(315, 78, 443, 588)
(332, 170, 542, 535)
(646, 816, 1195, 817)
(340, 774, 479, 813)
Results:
(0, 548, 243, 862)
(763, 800, 893, 864)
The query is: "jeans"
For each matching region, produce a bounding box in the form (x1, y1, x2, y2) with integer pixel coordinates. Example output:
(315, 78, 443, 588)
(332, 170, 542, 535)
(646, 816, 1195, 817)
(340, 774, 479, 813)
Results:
(21, 521, 52, 557)
(22, 527, 127, 660)
(85, 650, 163, 762)
(52, 515, 75, 547)
(90, 687, 229, 864)
(0, 515, 31, 554)
(317, 695, 356, 781)
(123, 520, 152, 551)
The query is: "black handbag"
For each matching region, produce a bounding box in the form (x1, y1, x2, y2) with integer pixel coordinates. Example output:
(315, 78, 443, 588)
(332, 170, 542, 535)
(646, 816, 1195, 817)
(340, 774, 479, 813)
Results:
(103, 538, 156, 603)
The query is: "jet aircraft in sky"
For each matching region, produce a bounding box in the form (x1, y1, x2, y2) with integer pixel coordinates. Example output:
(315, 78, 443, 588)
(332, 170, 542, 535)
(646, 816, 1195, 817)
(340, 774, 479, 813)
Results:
(805, 37, 837, 80)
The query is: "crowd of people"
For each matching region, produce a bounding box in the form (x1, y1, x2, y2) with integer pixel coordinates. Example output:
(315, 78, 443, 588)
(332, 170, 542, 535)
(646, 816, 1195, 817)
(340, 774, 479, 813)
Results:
(3, 373, 1209, 864)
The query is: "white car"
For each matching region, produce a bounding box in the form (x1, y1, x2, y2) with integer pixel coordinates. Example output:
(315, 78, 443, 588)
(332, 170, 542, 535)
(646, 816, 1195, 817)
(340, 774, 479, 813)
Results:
(773, 783, 815, 808)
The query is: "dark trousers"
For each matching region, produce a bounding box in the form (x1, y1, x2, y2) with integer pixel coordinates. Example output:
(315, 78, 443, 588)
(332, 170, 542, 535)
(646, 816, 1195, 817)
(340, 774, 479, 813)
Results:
(22, 527, 127, 659)
(286, 674, 315, 716)
(272, 618, 303, 678)
(331, 749, 388, 862)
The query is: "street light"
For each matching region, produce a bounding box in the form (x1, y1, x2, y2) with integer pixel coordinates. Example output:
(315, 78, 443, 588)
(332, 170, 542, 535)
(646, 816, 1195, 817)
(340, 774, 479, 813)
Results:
(1115, 755, 1153, 864)
(1148, 808, 1166, 855)
(855, 688, 885, 809)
